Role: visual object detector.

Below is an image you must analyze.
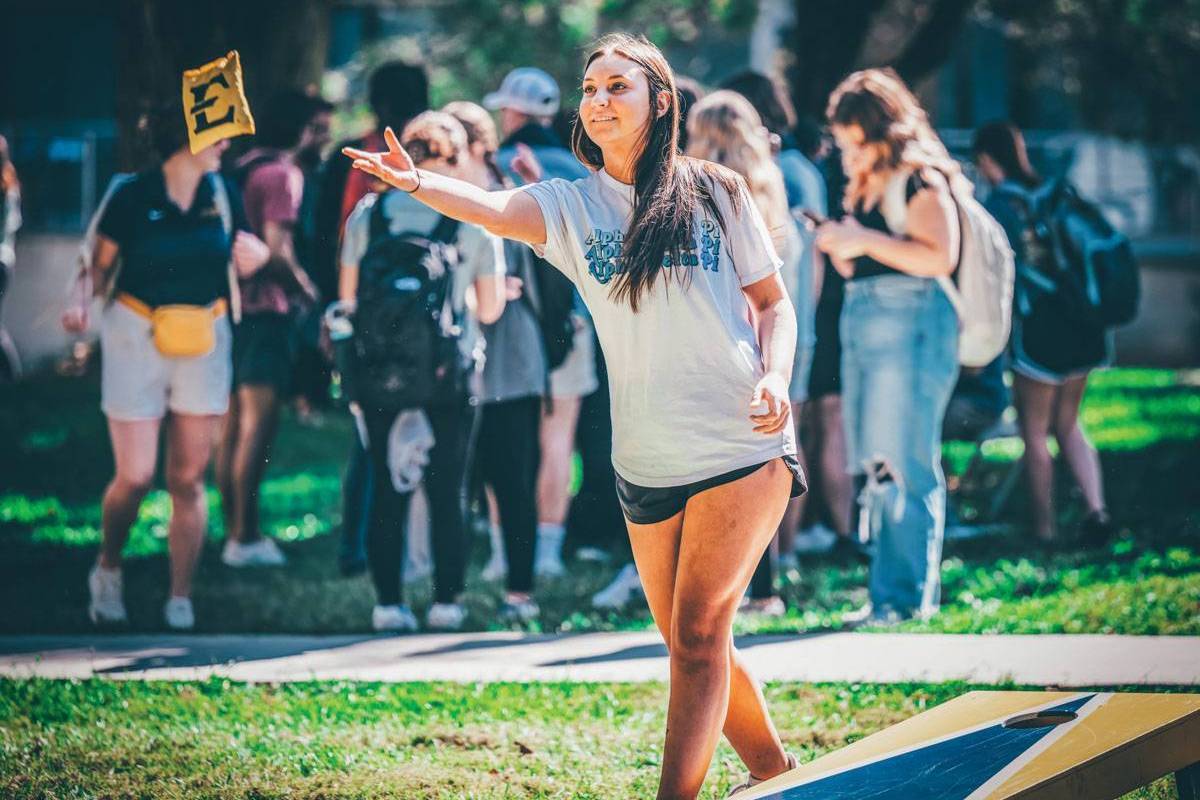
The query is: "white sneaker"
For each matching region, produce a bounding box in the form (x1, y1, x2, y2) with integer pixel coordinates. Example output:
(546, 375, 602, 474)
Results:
(372, 604, 419, 633)
(574, 546, 612, 564)
(499, 595, 541, 624)
(163, 596, 194, 630)
(792, 524, 838, 554)
(534, 553, 567, 578)
(592, 563, 644, 610)
(481, 553, 508, 582)
(222, 537, 287, 568)
(87, 564, 127, 625)
(426, 602, 467, 631)
(534, 525, 566, 578)
(727, 753, 798, 796)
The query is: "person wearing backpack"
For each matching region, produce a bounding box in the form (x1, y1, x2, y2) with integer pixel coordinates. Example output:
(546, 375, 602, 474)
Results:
(814, 69, 965, 624)
(215, 90, 320, 570)
(973, 121, 1116, 545)
(63, 100, 270, 630)
(339, 112, 507, 632)
(443, 100, 545, 624)
(486, 67, 600, 578)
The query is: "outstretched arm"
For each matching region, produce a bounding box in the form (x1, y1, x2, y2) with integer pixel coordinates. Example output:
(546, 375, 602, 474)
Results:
(343, 127, 548, 247)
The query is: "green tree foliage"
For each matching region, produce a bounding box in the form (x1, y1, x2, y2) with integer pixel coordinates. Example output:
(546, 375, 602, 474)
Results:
(425, 0, 757, 111)
(983, 0, 1200, 141)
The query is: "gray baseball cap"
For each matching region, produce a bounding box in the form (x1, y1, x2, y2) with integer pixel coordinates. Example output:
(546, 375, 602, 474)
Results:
(483, 67, 561, 116)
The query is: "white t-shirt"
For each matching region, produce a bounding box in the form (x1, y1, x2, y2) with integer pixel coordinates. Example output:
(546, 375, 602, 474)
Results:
(525, 166, 796, 487)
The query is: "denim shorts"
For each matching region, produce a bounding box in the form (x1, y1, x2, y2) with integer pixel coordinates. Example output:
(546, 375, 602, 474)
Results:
(616, 455, 807, 525)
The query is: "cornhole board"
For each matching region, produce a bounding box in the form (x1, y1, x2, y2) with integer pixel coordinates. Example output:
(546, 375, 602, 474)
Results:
(739, 691, 1200, 800)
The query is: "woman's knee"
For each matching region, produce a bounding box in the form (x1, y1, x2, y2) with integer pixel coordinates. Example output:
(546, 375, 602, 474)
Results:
(670, 606, 730, 668)
(110, 471, 154, 500)
(165, 471, 205, 503)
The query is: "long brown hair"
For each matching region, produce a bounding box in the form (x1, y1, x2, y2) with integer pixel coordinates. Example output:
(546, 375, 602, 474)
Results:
(571, 33, 741, 311)
(826, 68, 970, 210)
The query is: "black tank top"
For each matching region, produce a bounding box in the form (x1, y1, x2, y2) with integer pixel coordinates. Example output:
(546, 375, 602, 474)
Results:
(849, 172, 928, 281)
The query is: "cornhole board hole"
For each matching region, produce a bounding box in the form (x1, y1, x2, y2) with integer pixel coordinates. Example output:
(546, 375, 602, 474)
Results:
(739, 691, 1200, 800)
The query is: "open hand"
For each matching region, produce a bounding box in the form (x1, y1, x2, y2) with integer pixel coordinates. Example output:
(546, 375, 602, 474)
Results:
(815, 218, 870, 261)
(509, 142, 543, 184)
(343, 127, 420, 193)
(750, 373, 791, 435)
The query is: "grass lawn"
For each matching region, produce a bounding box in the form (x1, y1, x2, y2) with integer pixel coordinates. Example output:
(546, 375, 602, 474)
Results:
(1, 367, 1198, 635)
(0, 678, 1190, 799)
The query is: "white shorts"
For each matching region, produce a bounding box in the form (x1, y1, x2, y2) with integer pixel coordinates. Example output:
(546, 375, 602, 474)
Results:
(100, 301, 233, 420)
(549, 315, 600, 399)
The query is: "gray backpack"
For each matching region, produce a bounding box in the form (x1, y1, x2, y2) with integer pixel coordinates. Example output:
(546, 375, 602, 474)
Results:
(881, 170, 1014, 367)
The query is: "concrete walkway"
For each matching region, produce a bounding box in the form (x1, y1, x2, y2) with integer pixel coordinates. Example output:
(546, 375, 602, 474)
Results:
(2, 632, 1198, 686)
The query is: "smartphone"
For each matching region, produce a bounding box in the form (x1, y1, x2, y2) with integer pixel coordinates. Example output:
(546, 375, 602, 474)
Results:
(798, 208, 828, 227)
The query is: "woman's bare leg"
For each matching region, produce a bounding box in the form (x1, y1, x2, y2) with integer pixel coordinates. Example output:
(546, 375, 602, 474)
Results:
(163, 413, 222, 598)
(630, 460, 792, 799)
(1014, 373, 1058, 541)
(1052, 374, 1106, 515)
(630, 511, 784, 780)
(99, 418, 161, 569)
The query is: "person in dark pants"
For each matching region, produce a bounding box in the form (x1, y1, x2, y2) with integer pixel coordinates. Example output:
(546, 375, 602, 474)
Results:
(445, 100, 543, 624)
(567, 333, 624, 561)
(325, 62, 430, 578)
(339, 112, 506, 631)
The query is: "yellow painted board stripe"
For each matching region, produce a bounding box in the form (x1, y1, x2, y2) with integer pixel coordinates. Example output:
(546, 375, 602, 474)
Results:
(741, 692, 1080, 799)
(992, 693, 1200, 799)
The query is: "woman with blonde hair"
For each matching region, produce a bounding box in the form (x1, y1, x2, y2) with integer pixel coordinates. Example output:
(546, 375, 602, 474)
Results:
(686, 89, 808, 615)
(815, 68, 962, 623)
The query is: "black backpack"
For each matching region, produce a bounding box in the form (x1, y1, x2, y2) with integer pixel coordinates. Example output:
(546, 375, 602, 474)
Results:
(997, 179, 1140, 329)
(523, 252, 578, 372)
(347, 198, 467, 413)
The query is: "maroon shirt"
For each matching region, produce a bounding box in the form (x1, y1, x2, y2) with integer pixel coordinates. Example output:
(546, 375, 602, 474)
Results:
(237, 149, 304, 315)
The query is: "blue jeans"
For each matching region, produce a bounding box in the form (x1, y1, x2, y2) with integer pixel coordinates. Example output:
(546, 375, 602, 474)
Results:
(840, 274, 959, 616)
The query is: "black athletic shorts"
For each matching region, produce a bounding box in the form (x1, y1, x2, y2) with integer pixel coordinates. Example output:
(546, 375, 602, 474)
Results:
(616, 455, 807, 525)
(233, 312, 296, 393)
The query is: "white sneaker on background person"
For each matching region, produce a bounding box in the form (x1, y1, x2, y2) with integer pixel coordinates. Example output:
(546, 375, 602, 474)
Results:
(426, 602, 467, 631)
(791, 523, 838, 555)
(498, 593, 541, 624)
(592, 563, 644, 610)
(87, 564, 128, 625)
(163, 596, 194, 631)
(221, 537, 287, 568)
(534, 522, 567, 578)
(372, 604, 419, 633)
(574, 546, 612, 564)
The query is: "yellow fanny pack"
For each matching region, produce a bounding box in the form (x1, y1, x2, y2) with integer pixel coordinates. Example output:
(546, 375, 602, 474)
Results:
(117, 293, 227, 359)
